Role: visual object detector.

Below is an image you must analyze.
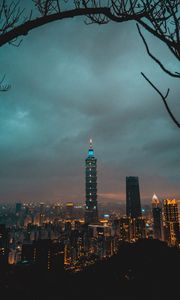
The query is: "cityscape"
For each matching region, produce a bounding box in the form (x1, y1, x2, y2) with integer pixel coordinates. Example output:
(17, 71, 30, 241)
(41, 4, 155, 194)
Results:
(0, 140, 179, 275)
(0, 1, 180, 299)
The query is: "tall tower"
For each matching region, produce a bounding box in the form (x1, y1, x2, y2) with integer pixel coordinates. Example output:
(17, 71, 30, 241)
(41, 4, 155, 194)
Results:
(126, 176, 142, 219)
(85, 139, 98, 224)
(152, 194, 162, 240)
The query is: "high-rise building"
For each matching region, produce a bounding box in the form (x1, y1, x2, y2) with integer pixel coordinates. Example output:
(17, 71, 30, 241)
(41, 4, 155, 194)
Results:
(85, 139, 98, 224)
(132, 217, 146, 240)
(22, 239, 64, 272)
(119, 217, 131, 242)
(126, 176, 142, 219)
(152, 194, 162, 240)
(0, 224, 9, 267)
(15, 202, 22, 215)
(163, 199, 179, 246)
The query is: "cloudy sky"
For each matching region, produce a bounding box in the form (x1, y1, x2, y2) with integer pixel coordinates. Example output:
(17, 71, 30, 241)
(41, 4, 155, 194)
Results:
(0, 4, 180, 204)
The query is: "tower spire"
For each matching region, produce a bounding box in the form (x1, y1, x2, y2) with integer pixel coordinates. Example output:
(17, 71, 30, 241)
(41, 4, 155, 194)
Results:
(88, 138, 94, 157)
(89, 138, 93, 149)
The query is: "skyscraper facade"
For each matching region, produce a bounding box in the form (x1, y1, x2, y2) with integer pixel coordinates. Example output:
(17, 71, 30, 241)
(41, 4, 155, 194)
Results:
(163, 199, 179, 246)
(85, 139, 98, 224)
(126, 176, 142, 219)
(152, 194, 162, 240)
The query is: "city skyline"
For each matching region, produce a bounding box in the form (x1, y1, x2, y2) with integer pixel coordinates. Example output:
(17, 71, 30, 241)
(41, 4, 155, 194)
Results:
(0, 5, 180, 203)
(0, 3, 179, 300)
(0, 136, 179, 203)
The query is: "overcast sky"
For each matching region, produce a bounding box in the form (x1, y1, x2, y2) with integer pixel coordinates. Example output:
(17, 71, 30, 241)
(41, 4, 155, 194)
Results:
(0, 5, 180, 204)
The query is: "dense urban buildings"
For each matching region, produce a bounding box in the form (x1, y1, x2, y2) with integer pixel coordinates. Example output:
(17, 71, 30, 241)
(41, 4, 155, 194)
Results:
(0, 197, 179, 273)
(22, 239, 64, 271)
(85, 139, 98, 224)
(0, 144, 179, 275)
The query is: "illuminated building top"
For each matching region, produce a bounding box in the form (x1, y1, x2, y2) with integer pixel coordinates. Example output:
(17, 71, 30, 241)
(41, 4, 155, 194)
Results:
(88, 138, 94, 157)
(164, 199, 177, 205)
(152, 194, 160, 206)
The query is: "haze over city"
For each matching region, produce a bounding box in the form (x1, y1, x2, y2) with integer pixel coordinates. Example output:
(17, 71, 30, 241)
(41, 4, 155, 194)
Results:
(0, 4, 180, 204)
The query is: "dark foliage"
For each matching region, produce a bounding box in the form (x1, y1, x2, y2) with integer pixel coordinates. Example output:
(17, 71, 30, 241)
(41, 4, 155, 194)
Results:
(0, 239, 179, 300)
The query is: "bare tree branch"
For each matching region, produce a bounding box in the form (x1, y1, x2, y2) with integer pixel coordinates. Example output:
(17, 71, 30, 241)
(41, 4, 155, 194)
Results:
(141, 72, 180, 128)
(0, 1, 179, 62)
(138, 1, 180, 60)
(0, 3, 149, 47)
(0, 75, 11, 91)
(137, 23, 180, 78)
(0, 1, 180, 128)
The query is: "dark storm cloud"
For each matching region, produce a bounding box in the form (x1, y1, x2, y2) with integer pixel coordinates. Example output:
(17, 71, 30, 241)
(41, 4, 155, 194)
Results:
(0, 9, 180, 203)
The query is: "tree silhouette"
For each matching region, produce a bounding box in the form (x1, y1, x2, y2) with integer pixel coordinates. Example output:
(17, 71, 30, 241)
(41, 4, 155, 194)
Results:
(0, 1, 179, 126)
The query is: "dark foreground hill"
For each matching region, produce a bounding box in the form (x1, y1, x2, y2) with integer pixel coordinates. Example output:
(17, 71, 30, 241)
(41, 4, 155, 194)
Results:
(0, 239, 179, 300)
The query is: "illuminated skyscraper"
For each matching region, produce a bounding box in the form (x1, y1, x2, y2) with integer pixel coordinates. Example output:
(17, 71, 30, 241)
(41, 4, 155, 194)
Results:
(85, 139, 98, 224)
(133, 217, 146, 240)
(126, 176, 142, 219)
(152, 194, 162, 240)
(119, 217, 131, 242)
(163, 199, 179, 246)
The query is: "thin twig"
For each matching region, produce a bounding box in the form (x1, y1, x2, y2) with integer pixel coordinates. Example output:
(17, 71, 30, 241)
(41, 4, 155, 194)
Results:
(137, 23, 180, 78)
(141, 72, 180, 128)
